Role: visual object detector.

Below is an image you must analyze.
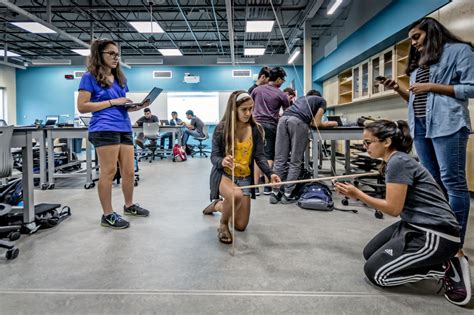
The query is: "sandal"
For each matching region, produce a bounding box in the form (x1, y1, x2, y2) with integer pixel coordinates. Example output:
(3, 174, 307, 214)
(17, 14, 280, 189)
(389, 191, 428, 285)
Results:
(217, 226, 233, 244)
(202, 199, 222, 215)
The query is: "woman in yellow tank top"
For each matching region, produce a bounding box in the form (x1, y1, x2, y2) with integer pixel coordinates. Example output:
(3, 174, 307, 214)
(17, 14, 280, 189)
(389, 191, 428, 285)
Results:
(204, 91, 281, 244)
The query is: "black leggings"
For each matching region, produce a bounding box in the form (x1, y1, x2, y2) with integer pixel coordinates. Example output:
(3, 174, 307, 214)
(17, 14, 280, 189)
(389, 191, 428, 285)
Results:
(363, 221, 460, 287)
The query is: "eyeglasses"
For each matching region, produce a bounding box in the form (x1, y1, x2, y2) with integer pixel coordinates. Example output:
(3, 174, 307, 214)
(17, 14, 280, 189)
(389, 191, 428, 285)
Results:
(362, 139, 382, 147)
(102, 51, 120, 59)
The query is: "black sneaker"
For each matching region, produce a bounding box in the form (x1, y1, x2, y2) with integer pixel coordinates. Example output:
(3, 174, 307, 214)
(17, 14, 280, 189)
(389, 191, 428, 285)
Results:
(263, 186, 272, 195)
(101, 212, 130, 229)
(440, 256, 472, 306)
(124, 204, 150, 217)
(255, 188, 260, 196)
(281, 193, 297, 204)
(269, 191, 282, 204)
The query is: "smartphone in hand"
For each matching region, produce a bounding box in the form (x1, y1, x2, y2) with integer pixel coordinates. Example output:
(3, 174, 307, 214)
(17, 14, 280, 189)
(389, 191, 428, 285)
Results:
(375, 75, 387, 83)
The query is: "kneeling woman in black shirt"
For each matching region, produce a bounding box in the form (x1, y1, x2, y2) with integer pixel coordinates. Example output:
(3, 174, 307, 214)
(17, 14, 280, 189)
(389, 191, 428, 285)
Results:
(335, 120, 471, 306)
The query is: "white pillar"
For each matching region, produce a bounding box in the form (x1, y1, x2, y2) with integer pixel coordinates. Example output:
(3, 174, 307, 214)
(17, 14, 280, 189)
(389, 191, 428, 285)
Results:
(303, 20, 312, 94)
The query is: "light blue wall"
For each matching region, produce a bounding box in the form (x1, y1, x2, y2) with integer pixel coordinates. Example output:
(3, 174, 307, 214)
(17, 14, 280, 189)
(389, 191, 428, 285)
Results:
(312, 0, 450, 84)
(16, 65, 303, 125)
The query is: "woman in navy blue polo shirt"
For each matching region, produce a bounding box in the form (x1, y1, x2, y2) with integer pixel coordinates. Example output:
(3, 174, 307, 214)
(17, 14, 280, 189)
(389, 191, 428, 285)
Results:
(77, 39, 150, 229)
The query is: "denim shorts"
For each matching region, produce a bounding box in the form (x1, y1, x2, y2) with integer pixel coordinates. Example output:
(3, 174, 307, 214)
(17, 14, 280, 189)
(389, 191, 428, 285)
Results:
(223, 173, 252, 196)
(88, 131, 134, 147)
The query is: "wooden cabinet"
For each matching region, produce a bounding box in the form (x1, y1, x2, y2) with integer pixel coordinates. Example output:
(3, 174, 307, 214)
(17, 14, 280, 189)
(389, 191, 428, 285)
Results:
(338, 69, 353, 104)
(395, 39, 411, 91)
(335, 39, 410, 106)
(351, 60, 370, 101)
(371, 48, 395, 96)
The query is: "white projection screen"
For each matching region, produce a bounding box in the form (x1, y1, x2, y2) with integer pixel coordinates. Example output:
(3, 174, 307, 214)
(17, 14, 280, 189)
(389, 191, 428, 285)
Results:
(167, 92, 220, 124)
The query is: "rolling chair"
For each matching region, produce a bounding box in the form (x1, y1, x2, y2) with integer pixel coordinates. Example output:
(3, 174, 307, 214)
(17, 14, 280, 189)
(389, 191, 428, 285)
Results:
(0, 125, 20, 260)
(191, 125, 211, 158)
(140, 122, 164, 162)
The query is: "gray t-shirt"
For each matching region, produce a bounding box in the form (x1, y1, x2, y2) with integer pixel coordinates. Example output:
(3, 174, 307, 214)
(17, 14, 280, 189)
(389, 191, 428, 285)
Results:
(136, 115, 158, 127)
(385, 152, 460, 236)
(284, 96, 326, 124)
(190, 116, 204, 136)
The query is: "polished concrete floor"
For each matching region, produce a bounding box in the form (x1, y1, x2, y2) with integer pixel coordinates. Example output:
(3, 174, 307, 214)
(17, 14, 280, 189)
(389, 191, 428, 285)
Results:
(1, 157, 473, 314)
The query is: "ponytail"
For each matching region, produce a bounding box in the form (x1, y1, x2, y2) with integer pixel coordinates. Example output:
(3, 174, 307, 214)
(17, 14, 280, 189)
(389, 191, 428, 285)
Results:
(364, 119, 413, 153)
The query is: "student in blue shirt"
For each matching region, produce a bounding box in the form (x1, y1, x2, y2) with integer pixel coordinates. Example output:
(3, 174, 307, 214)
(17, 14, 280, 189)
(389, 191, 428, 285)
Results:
(77, 39, 150, 229)
(381, 17, 473, 270)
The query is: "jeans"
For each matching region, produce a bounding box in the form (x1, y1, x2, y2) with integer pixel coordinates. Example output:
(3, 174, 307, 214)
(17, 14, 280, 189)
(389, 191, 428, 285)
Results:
(414, 117, 470, 245)
(160, 132, 173, 149)
(182, 129, 202, 146)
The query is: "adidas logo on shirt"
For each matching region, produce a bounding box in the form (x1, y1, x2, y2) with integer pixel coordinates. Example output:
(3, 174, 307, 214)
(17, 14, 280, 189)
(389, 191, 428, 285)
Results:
(384, 249, 393, 256)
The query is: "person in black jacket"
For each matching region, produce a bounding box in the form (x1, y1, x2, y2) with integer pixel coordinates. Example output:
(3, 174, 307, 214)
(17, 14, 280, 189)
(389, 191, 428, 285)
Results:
(203, 91, 280, 244)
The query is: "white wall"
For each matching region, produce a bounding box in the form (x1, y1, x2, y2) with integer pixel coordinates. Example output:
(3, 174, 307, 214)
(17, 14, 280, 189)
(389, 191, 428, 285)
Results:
(0, 65, 16, 124)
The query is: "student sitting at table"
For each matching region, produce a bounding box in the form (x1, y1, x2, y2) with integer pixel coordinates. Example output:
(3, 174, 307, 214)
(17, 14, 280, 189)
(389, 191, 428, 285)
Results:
(160, 111, 183, 149)
(271, 90, 338, 204)
(134, 108, 158, 149)
(181, 110, 205, 150)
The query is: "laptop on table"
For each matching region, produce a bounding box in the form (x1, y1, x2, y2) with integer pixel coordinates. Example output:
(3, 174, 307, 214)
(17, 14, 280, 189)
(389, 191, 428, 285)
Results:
(327, 116, 359, 128)
(115, 87, 163, 109)
(44, 115, 59, 127)
(327, 116, 343, 126)
(79, 116, 91, 127)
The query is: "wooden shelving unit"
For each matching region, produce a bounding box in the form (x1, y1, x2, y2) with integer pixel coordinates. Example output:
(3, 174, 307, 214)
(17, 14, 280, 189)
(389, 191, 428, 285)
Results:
(332, 38, 412, 106)
(338, 69, 353, 104)
(396, 39, 411, 91)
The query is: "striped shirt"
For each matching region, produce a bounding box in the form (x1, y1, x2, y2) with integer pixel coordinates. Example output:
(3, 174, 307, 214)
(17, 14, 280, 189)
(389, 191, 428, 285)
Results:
(413, 67, 430, 118)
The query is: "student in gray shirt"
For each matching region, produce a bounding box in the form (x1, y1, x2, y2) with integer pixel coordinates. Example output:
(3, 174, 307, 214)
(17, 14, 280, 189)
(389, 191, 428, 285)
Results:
(335, 120, 470, 306)
(181, 110, 205, 148)
(271, 90, 337, 204)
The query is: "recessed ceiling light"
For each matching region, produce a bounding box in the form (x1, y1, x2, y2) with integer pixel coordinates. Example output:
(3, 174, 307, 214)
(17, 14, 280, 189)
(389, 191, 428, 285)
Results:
(10, 22, 56, 33)
(71, 49, 91, 56)
(129, 21, 164, 33)
(244, 48, 266, 56)
(327, 0, 343, 15)
(288, 48, 301, 64)
(245, 21, 275, 33)
(158, 49, 183, 56)
(0, 49, 21, 57)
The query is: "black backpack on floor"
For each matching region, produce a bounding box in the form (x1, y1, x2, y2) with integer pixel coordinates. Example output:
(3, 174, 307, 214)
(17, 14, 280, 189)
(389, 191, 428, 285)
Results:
(297, 182, 334, 211)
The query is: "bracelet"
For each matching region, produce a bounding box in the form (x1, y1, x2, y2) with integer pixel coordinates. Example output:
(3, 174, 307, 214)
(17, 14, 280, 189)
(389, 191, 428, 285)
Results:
(108, 100, 113, 107)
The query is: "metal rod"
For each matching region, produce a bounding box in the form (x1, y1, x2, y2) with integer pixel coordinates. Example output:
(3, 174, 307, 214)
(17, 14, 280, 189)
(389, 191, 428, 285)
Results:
(231, 110, 235, 256)
(224, 0, 235, 65)
(210, 0, 224, 55)
(234, 172, 380, 190)
(174, 0, 203, 54)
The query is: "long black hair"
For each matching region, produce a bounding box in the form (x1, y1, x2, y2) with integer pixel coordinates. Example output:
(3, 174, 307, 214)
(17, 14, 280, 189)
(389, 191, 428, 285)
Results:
(364, 120, 413, 154)
(406, 17, 473, 75)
